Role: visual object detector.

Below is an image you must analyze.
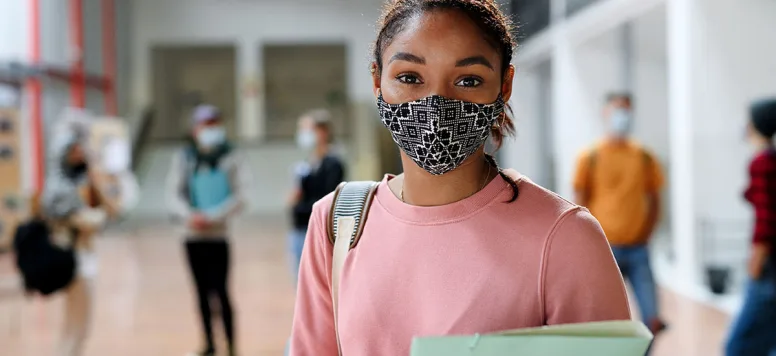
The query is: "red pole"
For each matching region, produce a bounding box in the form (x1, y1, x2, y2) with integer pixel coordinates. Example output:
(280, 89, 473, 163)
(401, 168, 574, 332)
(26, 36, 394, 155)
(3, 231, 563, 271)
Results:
(70, 0, 86, 108)
(101, 0, 117, 116)
(29, 0, 44, 191)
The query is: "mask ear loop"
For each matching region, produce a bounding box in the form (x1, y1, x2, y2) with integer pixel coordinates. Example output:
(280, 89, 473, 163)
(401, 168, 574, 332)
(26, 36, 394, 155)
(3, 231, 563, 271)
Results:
(493, 114, 503, 129)
(487, 111, 505, 155)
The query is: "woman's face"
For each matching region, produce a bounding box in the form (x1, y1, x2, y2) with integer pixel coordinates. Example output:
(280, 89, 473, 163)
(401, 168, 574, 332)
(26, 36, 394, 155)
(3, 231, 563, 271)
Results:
(373, 9, 514, 105)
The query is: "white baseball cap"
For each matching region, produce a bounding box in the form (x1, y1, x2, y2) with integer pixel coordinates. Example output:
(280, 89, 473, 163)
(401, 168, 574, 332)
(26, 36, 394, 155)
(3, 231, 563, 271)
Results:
(191, 104, 221, 125)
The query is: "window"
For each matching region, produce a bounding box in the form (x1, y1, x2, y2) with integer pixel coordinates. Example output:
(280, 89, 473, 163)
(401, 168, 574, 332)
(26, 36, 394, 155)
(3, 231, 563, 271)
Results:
(566, 0, 602, 17)
(510, 0, 551, 40)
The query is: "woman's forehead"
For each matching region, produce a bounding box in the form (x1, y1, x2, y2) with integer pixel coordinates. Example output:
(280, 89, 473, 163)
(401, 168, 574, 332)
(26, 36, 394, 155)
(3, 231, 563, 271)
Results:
(383, 9, 500, 65)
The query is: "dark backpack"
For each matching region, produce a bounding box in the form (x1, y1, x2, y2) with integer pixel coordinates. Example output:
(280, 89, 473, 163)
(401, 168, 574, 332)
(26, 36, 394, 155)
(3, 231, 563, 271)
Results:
(13, 219, 76, 295)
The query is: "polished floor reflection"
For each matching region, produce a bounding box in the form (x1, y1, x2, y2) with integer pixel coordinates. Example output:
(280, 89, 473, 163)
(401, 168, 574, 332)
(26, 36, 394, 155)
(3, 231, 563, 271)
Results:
(0, 217, 730, 356)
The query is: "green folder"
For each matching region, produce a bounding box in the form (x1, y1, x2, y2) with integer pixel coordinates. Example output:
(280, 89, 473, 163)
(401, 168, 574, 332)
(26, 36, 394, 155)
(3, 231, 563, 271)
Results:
(411, 320, 653, 356)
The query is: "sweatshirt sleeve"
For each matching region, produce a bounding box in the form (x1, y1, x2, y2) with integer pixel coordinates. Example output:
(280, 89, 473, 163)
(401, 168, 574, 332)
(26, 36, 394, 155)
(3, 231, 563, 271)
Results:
(289, 195, 338, 356)
(541, 207, 631, 324)
(165, 150, 192, 221)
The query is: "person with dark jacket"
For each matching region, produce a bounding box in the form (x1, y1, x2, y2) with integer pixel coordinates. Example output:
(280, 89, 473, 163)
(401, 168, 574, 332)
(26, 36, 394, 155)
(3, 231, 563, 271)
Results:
(726, 98, 776, 356)
(288, 109, 345, 280)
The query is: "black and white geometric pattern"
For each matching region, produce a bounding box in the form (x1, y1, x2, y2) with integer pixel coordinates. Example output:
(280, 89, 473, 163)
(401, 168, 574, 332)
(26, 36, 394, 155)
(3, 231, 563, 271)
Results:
(377, 94, 505, 175)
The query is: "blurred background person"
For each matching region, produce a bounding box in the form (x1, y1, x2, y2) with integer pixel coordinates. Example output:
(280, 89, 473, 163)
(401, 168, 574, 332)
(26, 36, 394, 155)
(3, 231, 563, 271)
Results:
(725, 98, 776, 356)
(573, 93, 667, 336)
(287, 109, 345, 281)
(41, 123, 118, 356)
(166, 104, 250, 356)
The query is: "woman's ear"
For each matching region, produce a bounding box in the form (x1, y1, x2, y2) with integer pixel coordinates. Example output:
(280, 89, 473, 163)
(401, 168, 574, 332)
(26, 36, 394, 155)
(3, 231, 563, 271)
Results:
(371, 62, 381, 98)
(501, 65, 515, 103)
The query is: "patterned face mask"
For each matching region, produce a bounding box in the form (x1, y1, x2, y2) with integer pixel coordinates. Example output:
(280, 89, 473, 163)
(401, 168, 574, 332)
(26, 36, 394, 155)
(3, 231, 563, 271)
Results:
(378, 94, 505, 175)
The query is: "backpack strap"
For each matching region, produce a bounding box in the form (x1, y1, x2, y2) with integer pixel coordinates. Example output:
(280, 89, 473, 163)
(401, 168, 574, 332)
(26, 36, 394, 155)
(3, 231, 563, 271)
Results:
(586, 148, 598, 198)
(328, 180, 379, 355)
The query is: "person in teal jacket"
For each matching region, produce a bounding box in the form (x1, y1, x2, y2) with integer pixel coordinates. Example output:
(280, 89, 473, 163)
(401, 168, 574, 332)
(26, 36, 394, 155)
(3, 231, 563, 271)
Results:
(166, 104, 251, 356)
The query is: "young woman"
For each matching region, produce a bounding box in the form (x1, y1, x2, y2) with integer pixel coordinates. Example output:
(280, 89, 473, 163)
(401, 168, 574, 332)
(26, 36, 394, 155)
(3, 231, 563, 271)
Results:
(166, 105, 250, 356)
(42, 125, 120, 356)
(288, 110, 345, 280)
(290, 1, 630, 355)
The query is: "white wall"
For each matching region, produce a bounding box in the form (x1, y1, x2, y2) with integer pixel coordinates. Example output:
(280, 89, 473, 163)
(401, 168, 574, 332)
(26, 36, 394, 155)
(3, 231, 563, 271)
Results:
(130, 0, 383, 141)
(503, 68, 542, 180)
(631, 7, 671, 239)
(691, 0, 776, 223)
(0, 0, 30, 62)
(503, 62, 555, 189)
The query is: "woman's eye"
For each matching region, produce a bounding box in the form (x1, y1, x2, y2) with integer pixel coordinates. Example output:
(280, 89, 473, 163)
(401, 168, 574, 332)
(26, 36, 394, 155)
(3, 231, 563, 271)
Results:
(456, 77, 482, 88)
(396, 74, 423, 85)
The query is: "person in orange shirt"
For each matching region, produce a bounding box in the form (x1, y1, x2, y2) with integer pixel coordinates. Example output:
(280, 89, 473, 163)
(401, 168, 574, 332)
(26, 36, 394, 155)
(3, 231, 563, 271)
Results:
(573, 93, 666, 335)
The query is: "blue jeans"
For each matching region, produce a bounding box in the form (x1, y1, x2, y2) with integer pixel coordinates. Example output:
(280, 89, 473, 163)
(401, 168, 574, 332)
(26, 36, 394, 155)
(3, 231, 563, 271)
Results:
(726, 264, 776, 356)
(611, 245, 659, 323)
(288, 228, 307, 283)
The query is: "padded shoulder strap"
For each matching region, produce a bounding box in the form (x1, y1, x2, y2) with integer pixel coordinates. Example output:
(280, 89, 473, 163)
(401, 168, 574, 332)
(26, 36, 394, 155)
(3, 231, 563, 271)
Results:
(586, 148, 598, 197)
(328, 181, 380, 248)
(328, 180, 379, 356)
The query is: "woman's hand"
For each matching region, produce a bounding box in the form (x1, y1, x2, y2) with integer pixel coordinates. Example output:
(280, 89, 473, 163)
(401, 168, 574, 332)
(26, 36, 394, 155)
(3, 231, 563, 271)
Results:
(86, 170, 121, 218)
(748, 243, 770, 280)
(189, 213, 211, 231)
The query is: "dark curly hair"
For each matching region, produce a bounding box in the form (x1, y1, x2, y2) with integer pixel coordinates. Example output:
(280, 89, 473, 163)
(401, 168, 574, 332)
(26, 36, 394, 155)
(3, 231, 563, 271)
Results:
(373, 0, 519, 201)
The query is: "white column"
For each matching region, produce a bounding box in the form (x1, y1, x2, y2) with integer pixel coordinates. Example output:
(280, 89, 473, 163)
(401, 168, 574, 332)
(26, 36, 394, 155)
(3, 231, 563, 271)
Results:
(667, 0, 699, 289)
(550, 26, 577, 199)
(237, 38, 262, 141)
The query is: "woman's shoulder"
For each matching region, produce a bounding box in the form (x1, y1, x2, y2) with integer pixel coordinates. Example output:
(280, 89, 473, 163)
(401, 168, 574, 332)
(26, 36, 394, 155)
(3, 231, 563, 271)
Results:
(502, 169, 580, 216)
(503, 170, 608, 256)
(499, 169, 603, 238)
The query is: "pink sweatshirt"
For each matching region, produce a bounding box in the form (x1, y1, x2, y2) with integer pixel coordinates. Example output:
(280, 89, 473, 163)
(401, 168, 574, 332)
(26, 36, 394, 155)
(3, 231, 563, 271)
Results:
(290, 172, 630, 356)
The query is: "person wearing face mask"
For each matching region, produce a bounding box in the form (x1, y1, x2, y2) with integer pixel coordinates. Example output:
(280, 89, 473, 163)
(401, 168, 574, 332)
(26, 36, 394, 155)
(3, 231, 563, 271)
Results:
(166, 104, 250, 356)
(573, 93, 666, 337)
(289, 2, 630, 355)
(41, 121, 121, 356)
(725, 98, 776, 356)
(288, 109, 345, 281)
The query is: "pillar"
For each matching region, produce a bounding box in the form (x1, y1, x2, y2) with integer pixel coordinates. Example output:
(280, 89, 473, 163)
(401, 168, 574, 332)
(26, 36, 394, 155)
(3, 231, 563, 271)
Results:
(666, 0, 699, 289)
(237, 38, 261, 141)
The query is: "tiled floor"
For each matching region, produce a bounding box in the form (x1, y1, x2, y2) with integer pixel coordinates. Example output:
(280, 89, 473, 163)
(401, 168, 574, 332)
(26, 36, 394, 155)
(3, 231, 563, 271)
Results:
(0, 217, 732, 356)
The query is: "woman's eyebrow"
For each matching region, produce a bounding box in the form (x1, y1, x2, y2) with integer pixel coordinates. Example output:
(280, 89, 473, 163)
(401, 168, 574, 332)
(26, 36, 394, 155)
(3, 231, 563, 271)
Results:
(389, 52, 426, 65)
(455, 56, 494, 70)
